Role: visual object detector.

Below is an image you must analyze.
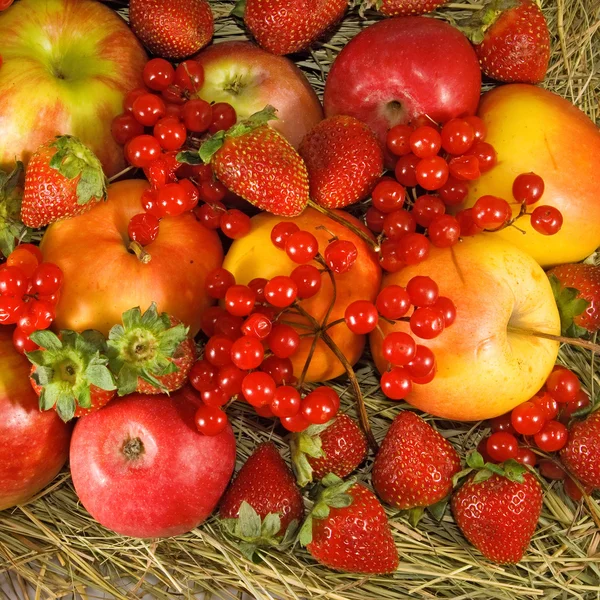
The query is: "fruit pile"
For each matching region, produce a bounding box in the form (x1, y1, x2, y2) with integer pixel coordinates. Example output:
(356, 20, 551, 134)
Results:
(1, 0, 599, 593)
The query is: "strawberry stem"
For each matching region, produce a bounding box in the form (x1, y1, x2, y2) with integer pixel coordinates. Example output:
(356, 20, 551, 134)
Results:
(507, 326, 600, 354)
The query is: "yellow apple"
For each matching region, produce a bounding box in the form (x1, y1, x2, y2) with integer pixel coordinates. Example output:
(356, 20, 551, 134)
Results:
(461, 84, 600, 267)
(370, 235, 561, 421)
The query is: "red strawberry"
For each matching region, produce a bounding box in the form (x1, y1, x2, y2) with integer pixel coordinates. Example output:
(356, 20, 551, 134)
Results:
(290, 414, 367, 487)
(21, 136, 107, 228)
(372, 411, 461, 512)
(219, 443, 304, 557)
(192, 106, 309, 216)
(107, 304, 196, 396)
(548, 264, 600, 336)
(451, 455, 543, 564)
(299, 116, 383, 209)
(27, 329, 116, 422)
(237, 0, 347, 55)
(466, 0, 550, 84)
(560, 410, 600, 490)
(299, 475, 399, 574)
(362, 0, 448, 16)
(129, 0, 213, 59)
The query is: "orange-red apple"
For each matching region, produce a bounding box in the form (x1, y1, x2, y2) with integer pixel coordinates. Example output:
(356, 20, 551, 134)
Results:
(462, 84, 600, 267)
(371, 235, 561, 421)
(223, 208, 381, 382)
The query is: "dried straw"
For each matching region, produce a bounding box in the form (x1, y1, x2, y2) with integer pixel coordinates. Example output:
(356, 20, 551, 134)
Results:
(1, 1, 599, 598)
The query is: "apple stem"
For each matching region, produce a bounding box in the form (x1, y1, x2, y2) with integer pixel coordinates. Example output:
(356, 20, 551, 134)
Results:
(108, 165, 134, 183)
(306, 199, 379, 252)
(507, 326, 600, 354)
(128, 241, 151, 264)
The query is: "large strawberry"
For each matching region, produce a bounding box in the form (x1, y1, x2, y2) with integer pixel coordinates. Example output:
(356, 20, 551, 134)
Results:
(451, 453, 543, 564)
(107, 304, 196, 396)
(21, 136, 108, 228)
(235, 0, 347, 56)
(183, 106, 309, 217)
(548, 264, 600, 337)
(299, 116, 383, 209)
(465, 0, 550, 84)
(290, 414, 368, 487)
(560, 410, 600, 490)
(360, 0, 448, 17)
(27, 329, 116, 422)
(372, 411, 461, 516)
(129, 0, 213, 59)
(299, 474, 399, 574)
(219, 443, 304, 559)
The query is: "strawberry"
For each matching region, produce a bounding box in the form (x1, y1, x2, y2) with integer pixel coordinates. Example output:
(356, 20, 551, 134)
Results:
(26, 329, 116, 422)
(299, 474, 399, 574)
(129, 0, 213, 59)
(290, 414, 367, 487)
(560, 410, 600, 490)
(219, 443, 304, 558)
(372, 411, 461, 513)
(465, 0, 550, 84)
(235, 0, 347, 56)
(299, 116, 383, 209)
(21, 136, 108, 228)
(107, 303, 196, 396)
(360, 0, 448, 17)
(184, 106, 309, 217)
(548, 264, 600, 337)
(451, 454, 543, 564)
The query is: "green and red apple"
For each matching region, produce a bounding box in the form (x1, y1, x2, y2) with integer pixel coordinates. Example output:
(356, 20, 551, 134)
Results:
(0, 0, 147, 176)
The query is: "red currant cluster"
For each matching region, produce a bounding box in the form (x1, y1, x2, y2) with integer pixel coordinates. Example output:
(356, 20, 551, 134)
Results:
(0, 244, 63, 354)
(365, 115, 495, 271)
(343, 276, 455, 400)
(480, 365, 589, 501)
(469, 172, 562, 235)
(111, 58, 251, 245)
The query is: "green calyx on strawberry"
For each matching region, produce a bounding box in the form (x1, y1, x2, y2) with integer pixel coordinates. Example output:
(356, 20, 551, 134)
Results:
(462, 0, 523, 45)
(221, 501, 299, 562)
(27, 329, 116, 422)
(0, 162, 37, 257)
(453, 450, 529, 486)
(291, 422, 329, 487)
(107, 303, 191, 396)
(548, 266, 599, 337)
(178, 106, 310, 217)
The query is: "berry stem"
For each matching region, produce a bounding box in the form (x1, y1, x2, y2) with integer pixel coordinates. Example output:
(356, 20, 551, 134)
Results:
(108, 165, 134, 183)
(306, 199, 379, 251)
(507, 326, 600, 354)
(128, 241, 152, 264)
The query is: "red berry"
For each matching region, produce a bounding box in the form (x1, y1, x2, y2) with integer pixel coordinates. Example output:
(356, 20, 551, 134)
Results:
(386, 124, 413, 156)
(204, 268, 235, 299)
(372, 179, 406, 214)
(379, 239, 404, 273)
(195, 405, 228, 436)
(224, 285, 256, 317)
(532, 392, 559, 420)
(530, 206, 563, 235)
(382, 209, 416, 240)
(132, 93, 166, 127)
(179, 178, 200, 210)
(214, 313, 244, 340)
(511, 401, 546, 435)
(271, 386, 301, 418)
(12, 244, 43, 264)
(410, 307, 445, 339)
(221, 210, 251, 239)
(17, 300, 54, 334)
(324, 240, 358, 274)
(281, 412, 310, 432)
(12, 327, 38, 354)
(301, 390, 337, 424)
(440, 119, 475, 155)
(456, 208, 483, 237)
(489, 413, 517, 435)
(463, 116, 487, 141)
(201, 306, 225, 337)
(470, 141, 497, 173)
(189, 360, 218, 392)
(248, 278, 268, 303)
(394, 153, 420, 187)
(512, 172, 545, 205)
(515, 447, 537, 467)
(111, 113, 144, 145)
(268, 324, 300, 359)
(406, 345, 435, 379)
(380, 367, 413, 400)
(546, 368, 580, 403)
(182, 98, 212, 133)
(241, 313, 272, 339)
(153, 116, 187, 151)
(559, 389, 590, 424)
(563, 476, 592, 502)
(285, 231, 319, 264)
(217, 365, 246, 397)
(143, 58, 175, 91)
(174, 61, 205, 93)
(205, 335, 234, 367)
(534, 420, 568, 452)
(31, 263, 63, 295)
(409, 126, 442, 159)
(382, 332, 416, 366)
(291, 264, 322, 299)
(406, 275, 438, 307)
(431, 296, 456, 326)
(538, 459, 566, 480)
(271, 222, 300, 249)
(260, 355, 293, 385)
(438, 176, 468, 206)
(209, 102, 237, 134)
(0, 265, 28, 296)
(231, 336, 264, 370)
(123, 87, 148, 113)
(412, 195, 445, 228)
(264, 276, 298, 308)
(472, 195, 512, 230)
(125, 135, 161, 168)
(127, 213, 160, 246)
(242, 371, 276, 407)
(365, 206, 386, 233)
(486, 432, 518, 462)
(376, 285, 410, 320)
(6, 248, 37, 278)
(448, 155, 480, 181)
(415, 156, 449, 191)
(344, 300, 378, 334)
(0, 296, 26, 325)
(428, 215, 460, 248)
(199, 179, 227, 204)
(477, 437, 495, 463)
(397, 233, 429, 265)
(201, 387, 230, 407)
(196, 202, 224, 229)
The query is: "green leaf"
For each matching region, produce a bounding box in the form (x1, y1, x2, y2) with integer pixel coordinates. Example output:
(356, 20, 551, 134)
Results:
(76, 165, 107, 205)
(32, 365, 54, 386)
(26, 350, 46, 367)
(108, 324, 125, 341)
(321, 473, 344, 488)
(175, 150, 202, 165)
(238, 542, 260, 562)
(79, 329, 108, 353)
(238, 502, 262, 539)
(427, 497, 449, 522)
(60, 330, 78, 348)
(503, 459, 526, 483)
(157, 323, 188, 355)
(298, 515, 313, 547)
(261, 513, 282, 539)
(29, 330, 62, 351)
(484, 463, 506, 477)
(297, 432, 324, 458)
(116, 364, 139, 396)
(243, 105, 278, 129)
(407, 506, 425, 528)
(473, 469, 493, 483)
(198, 132, 226, 164)
(122, 306, 143, 330)
(327, 494, 353, 509)
(549, 274, 590, 337)
(75, 384, 92, 409)
(466, 451, 485, 469)
(139, 368, 167, 392)
(230, 0, 246, 18)
(86, 364, 116, 391)
(311, 502, 330, 520)
(55, 393, 76, 422)
(39, 386, 59, 411)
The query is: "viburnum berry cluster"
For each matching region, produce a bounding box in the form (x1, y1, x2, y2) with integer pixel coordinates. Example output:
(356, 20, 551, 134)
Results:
(480, 365, 591, 501)
(0, 244, 63, 354)
(110, 57, 251, 246)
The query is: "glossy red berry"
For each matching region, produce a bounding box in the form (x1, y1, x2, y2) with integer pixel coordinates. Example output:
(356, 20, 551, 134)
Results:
(183, 98, 212, 133)
(189, 360, 218, 393)
(530, 206, 563, 236)
(301, 390, 338, 425)
(196, 202, 224, 229)
(511, 401, 546, 435)
(489, 413, 517, 435)
(382, 332, 416, 366)
(281, 412, 310, 432)
(217, 365, 246, 397)
(125, 135, 162, 168)
(12, 327, 38, 354)
(209, 102, 237, 134)
(470, 141, 497, 173)
(559, 389, 590, 424)
(486, 432, 519, 462)
(512, 172, 545, 205)
(534, 420, 569, 452)
(406, 276, 438, 307)
(195, 405, 228, 436)
(221, 210, 251, 239)
(127, 213, 160, 246)
(472, 195, 512, 230)
(268, 324, 300, 359)
(231, 336, 264, 370)
(111, 113, 144, 145)
(515, 447, 537, 467)
(415, 156, 449, 191)
(271, 222, 300, 249)
(546, 368, 580, 403)
(285, 231, 319, 264)
(241, 313, 272, 339)
(448, 155, 480, 181)
(132, 93, 166, 127)
(198, 179, 227, 204)
(431, 296, 456, 327)
(205, 335, 234, 367)
(365, 206, 386, 233)
(406, 346, 435, 379)
(438, 176, 468, 206)
(153, 116, 187, 151)
(143, 58, 175, 91)
(380, 367, 413, 400)
(224, 285, 256, 317)
(372, 179, 405, 213)
(271, 386, 301, 418)
(394, 153, 420, 187)
(463, 116, 487, 141)
(344, 300, 379, 334)
(324, 240, 358, 274)
(410, 307, 445, 339)
(382, 209, 416, 240)
(440, 119, 475, 155)
(290, 264, 322, 299)
(386, 124, 413, 156)
(397, 233, 430, 265)
(532, 392, 559, 420)
(428, 215, 461, 248)
(375, 285, 411, 320)
(242, 371, 276, 407)
(264, 276, 298, 308)
(409, 126, 442, 159)
(205, 268, 235, 299)
(412, 195, 445, 228)
(174, 61, 205, 93)
(31, 263, 63, 295)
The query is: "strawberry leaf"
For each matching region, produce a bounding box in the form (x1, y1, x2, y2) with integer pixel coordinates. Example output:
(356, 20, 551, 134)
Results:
(32, 365, 53, 386)
(290, 422, 329, 487)
(55, 393, 76, 422)
(76, 384, 92, 409)
(85, 364, 116, 391)
(407, 506, 425, 527)
(503, 459, 527, 483)
(114, 364, 139, 396)
(39, 386, 59, 412)
(466, 451, 485, 469)
(230, 0, 246, 18)
(548, 274, 590, 337)
(175, 150, 202, 165)
(427, 497, 449, 522)
(29, 330, 62, 351)
(298, 515, 314, 547)
(238, 501, 262, 539)
(198, 132, 226, 164)
(472, 469, 494, 483)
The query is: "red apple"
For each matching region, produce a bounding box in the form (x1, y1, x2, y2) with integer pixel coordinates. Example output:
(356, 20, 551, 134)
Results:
(323, 17, 481, 166)
(0, 327, 71, 510)
(193, 41, 323, 148)
(69, 387, 236, 538)
(40, 179, 223, 337)
(0, 0, 147, 176)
